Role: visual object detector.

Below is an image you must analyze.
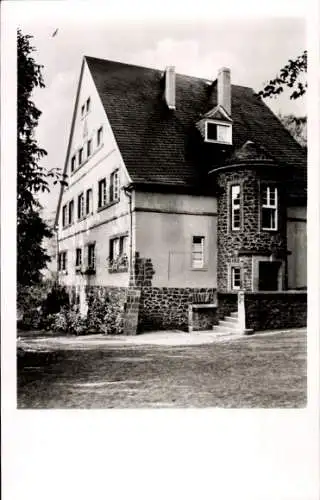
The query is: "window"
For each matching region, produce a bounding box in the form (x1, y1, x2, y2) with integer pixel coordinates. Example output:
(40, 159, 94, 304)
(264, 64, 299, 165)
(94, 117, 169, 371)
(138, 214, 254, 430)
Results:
(86, 98, 91, 113)
(231, 266, 241, 290)
(68, 200, 74, 225)
(231, 185, 241, 230)
(97, 126, 103, 146)
(98, 178, 107, 208)
(76, 248, 82, 267)
(81, 104, 85, 116)
(77, 192, 84, 219)
(192, 236, 205, 269)
(87, 244, 95, 269)
(262, 186, 278, 230)
(58, 251, 67, 271)
(62, 204, 68, 228)
(71, 155, 76, 173)
(109, 170, 120, 202)
(86, 188, 93, 215)
(78, 147, 83, 166)
(87, 139, 92, 157)
(206, 121, 232, 144)
(110, 235, 128, 262)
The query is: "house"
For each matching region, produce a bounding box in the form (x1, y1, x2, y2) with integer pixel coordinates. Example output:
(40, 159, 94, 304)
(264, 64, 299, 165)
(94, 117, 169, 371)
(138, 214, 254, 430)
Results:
(55, 56, 307, 334)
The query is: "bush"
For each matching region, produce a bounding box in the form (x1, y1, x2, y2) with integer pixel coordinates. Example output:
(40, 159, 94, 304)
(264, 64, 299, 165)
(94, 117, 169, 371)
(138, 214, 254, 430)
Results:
(50, 307, 87, 335)
(86, 293, 123, 335)
(42, 285, 70, 315)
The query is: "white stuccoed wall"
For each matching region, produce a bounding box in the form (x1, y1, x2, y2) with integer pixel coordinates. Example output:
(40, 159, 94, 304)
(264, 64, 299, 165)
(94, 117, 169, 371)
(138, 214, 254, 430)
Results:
(57, 59, 131, 287)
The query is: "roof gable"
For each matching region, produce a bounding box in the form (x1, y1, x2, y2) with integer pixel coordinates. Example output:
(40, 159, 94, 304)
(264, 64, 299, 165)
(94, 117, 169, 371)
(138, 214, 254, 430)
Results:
(84, 56, 306, 189)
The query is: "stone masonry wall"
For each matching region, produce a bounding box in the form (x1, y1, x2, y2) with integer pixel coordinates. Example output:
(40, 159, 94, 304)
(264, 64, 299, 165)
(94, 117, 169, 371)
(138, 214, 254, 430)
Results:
(216, 168, 287, 291)
(244, 292, 307, 331)
(138, 287, 217, 332)
(217, 292, 238, 320)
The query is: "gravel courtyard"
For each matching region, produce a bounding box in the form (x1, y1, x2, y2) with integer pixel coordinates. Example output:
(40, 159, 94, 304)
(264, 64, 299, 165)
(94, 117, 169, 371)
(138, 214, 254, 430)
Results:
(17, 328, 307, 409)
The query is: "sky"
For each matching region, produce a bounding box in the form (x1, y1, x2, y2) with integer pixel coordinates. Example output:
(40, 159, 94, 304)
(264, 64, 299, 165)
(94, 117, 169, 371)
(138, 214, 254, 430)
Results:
(13, 1, 306, 220)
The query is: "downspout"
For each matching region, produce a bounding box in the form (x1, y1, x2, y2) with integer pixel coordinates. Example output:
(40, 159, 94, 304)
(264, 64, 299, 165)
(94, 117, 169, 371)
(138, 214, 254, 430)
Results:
(54, 223, 59, 287)
(123, 184, 133, 284)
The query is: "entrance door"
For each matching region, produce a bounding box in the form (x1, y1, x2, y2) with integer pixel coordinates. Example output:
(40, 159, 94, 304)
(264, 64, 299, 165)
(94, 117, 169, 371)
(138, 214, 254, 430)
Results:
(258, 261, 280, 291)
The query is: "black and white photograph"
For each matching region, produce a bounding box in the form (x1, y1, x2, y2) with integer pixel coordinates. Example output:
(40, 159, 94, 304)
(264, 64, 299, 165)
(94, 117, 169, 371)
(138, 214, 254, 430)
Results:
(1, 0, 319, 498)
(15, 8, 308, 410)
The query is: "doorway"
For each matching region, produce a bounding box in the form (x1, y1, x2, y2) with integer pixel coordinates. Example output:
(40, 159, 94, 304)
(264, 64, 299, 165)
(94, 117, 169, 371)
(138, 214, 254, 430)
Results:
(258, 261, 281, 291)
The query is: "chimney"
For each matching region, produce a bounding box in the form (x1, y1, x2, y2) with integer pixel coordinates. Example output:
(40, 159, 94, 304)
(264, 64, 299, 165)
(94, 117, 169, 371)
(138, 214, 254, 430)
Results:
(217, 67, 231, 115)
(164, 66, 176, 110)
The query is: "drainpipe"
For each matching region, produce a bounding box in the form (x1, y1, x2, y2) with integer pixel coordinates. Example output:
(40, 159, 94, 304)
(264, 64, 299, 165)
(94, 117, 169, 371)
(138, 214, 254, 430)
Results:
(123, 184, 134, 283)
(54, 223, 59, 287)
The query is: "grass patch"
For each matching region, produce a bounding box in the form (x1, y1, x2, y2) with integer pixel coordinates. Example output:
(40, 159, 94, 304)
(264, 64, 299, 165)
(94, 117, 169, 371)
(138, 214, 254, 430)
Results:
(17, 329, 307, 409)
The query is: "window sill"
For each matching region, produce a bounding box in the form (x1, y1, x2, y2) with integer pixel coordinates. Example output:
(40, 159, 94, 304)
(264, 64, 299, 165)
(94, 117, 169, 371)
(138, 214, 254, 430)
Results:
(261, 228, 278, 232)
(58, 270, 68, 275)
(191, 266, 208, 272)
(62, 223, 74, 230)
(109, 266, 128, 274)
(97, 199, 120, 213)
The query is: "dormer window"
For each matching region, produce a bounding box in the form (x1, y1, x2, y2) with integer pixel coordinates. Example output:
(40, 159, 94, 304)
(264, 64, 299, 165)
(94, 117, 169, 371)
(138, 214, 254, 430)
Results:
(205, 120, 232, 144)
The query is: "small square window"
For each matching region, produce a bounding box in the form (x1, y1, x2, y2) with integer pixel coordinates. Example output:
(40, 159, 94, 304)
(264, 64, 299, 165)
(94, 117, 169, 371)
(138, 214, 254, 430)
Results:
(207, 122, 217, 140)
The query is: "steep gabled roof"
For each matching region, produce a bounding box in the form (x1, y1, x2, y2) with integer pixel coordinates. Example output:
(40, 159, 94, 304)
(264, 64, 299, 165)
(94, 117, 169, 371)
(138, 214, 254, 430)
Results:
(85, 56, 306, 191)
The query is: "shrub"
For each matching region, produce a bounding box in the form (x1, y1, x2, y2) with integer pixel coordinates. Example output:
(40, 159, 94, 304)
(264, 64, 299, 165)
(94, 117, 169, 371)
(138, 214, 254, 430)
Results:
(86, 292, 123, 335)
(50, 307, 87, 335)
(42, 285, 70, 315)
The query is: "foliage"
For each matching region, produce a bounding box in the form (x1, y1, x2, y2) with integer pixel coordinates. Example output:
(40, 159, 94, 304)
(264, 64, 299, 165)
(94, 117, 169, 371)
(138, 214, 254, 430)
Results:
(278, 114, 307, 148)
(50, 307, 87, 335)
(86, 293, 124, 335)
(17, 29, 66, 284)
(42, 285, 70, 315)
(259, 51, 307, 100)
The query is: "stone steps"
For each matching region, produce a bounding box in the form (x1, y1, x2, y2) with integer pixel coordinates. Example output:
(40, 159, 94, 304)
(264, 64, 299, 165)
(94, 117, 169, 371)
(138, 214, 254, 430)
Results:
(212, 311, 241, 335)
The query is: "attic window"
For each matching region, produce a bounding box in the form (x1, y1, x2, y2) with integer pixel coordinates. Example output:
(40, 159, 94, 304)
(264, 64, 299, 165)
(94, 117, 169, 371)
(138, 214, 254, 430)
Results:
(81, 104, 85, 116)
(86, 98, 91, 113)
(205, 121, 232, 144)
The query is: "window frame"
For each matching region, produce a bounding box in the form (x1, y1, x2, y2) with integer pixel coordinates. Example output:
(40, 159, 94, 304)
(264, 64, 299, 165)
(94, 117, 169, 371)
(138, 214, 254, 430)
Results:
(191, 235, 205, 270)
(261, 185, 278, 231)
(86, 188, 93, 215)
(87, 139, 92, 158)
(62, 204, 68, 228)
(109, 169, 120, 203)
(78, 147, 83, 166)
(97, 126, 103, 147)
(87, 243, 96, 270)
(231, 266, 241, 290)
(205, 119, 232, 145)
(71, 155, 76, 173)
(98, 178, 107, 209)
(75, 247, 82, 267)
(77, 192, 85, 220)
(86, 97, 91, 113)
(58, 251, 67, 271)
(68, 199, 74, 225)
(231, 184, 241, 231)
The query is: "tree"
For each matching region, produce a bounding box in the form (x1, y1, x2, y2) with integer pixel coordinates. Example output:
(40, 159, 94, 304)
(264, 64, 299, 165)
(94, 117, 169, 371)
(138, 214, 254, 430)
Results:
(278, 114, 307, 148)
(17, 29, 60, 284)
(259, 51, 307, 100)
